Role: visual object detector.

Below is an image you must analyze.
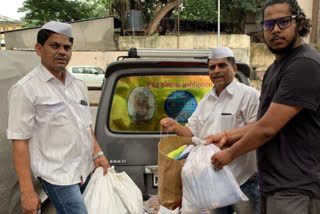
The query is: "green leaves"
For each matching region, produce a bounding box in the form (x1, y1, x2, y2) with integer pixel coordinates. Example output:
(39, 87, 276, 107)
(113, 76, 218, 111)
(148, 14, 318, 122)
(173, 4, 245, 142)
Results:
(19, 0, 265, 33)
(19, 0, 97, 27)
(181, 0, 217, 22)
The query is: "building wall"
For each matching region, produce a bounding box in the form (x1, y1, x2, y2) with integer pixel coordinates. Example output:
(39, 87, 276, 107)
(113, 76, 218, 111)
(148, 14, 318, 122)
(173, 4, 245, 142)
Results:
(0, 23, 22, 50)
(71, 17, 116, 51)
(3, 17, 117, 51)
(119, 34, 251, 65)
(0, 23, 22, 32)
(297, 0, 313, 43)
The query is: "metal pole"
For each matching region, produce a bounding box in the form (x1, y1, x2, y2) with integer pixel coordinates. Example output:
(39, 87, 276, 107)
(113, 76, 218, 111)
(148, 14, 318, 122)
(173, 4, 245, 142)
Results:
(178, 0, 180, 48)
(310, 0, 319, 43)
(132, 10, 135, 37)
(218, 0, 220, 47)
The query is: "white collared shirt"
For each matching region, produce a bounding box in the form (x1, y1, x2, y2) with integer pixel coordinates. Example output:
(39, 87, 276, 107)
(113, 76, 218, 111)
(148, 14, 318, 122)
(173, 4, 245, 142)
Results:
(186, 80, 260, 185)
(7, 64, 94, 185)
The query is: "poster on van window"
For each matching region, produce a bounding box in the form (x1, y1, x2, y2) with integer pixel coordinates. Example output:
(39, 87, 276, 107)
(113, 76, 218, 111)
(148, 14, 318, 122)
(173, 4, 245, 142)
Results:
(109, 75, 213, 132)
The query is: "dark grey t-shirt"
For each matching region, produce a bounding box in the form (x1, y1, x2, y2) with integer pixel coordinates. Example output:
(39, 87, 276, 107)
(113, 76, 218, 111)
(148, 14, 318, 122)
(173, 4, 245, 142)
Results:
(257, 44, 320, 198)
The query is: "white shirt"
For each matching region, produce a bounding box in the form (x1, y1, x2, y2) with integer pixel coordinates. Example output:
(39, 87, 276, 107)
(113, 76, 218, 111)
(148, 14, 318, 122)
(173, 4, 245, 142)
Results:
(186, 80, 260, 185)
(7, 64, 94, 185)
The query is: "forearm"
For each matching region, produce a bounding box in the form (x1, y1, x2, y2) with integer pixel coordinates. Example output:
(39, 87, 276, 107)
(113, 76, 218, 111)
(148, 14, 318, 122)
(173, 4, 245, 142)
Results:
(174, 122, 193, 137)
(90, 127, 102, 155)
(229, 121, 275, 158)
(229, 103, 302, 158)
(13, 140, 35, 193)
(226, 121, 258, 145)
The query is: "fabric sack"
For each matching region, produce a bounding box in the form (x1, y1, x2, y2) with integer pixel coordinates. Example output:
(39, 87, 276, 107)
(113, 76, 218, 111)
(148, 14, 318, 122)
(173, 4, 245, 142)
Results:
(181, 137, 248, 214)
(157, 136, 194, 210)
(83, 167, 143, 214)
(112, 169, 144, 213)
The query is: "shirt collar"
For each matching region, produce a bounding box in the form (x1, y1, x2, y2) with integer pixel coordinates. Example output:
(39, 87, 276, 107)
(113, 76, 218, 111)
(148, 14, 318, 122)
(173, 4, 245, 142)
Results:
(209, 79, 237, 97)
(38, 64, 74, 85)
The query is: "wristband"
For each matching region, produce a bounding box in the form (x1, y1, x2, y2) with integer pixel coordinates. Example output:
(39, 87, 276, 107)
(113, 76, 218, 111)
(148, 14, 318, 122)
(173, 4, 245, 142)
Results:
(93, 151, 104, 160)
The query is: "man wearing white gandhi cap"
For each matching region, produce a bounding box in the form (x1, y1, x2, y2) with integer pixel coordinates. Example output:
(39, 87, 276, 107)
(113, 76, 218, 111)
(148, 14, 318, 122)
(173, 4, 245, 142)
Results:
(7, 21, 110, 214)
(161, 47, 260, 213)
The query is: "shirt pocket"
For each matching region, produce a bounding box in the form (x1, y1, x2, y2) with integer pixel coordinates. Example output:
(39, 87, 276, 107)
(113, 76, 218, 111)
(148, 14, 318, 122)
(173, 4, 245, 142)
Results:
(36, 99, 69, 126)
(79, 104, 92, 127)
(220, 114, 236, 131)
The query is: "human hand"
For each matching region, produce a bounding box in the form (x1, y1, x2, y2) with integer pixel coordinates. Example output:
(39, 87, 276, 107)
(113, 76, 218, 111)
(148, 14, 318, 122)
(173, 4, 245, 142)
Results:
(94, 155, 110, 175)
(21, 191, 41, 214)
(205, 131, 228, 148)
(211, 148, 234, 170)
(160, 117, 177, 132)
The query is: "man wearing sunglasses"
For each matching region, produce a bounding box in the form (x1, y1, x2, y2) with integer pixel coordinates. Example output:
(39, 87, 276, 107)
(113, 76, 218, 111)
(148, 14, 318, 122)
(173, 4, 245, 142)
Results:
(206, 0, 320, 213)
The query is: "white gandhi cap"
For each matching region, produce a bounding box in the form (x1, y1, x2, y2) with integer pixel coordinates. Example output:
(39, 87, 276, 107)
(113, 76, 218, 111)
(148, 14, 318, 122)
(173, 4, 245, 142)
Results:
(41, 21, 73, 38)
(208, 47, 234, 60)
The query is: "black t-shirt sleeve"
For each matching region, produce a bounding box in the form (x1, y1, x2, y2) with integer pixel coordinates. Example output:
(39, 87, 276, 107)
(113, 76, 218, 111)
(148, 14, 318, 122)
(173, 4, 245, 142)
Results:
(273, 58, 320, 111)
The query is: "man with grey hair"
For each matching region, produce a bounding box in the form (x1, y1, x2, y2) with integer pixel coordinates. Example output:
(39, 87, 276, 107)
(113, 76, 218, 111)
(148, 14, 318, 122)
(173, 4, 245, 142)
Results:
(7, 21, 109, 214)
(160, 47, 260, 213)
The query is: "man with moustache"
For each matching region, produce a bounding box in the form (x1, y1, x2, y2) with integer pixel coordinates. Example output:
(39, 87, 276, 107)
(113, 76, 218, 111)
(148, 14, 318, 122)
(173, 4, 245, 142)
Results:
(161, 47, 260, 214)
(206, 0, 320, 213)
(7, 21, 109, 214)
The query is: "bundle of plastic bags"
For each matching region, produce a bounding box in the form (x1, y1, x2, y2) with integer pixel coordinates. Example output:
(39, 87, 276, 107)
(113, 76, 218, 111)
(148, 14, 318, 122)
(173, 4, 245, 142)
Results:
(167, 144, 195, 160)
(83, 167, 143, 214)
(181, 137, 248, 214)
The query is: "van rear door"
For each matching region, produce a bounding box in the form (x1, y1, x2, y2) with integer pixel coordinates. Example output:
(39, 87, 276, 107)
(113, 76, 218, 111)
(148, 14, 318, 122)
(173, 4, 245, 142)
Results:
(95, 59, 250, 196)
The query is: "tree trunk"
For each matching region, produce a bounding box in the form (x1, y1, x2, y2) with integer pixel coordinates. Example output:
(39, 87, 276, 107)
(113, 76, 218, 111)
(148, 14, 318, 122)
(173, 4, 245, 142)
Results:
(112, 2, 128, 35)
(153, 2, 164, 16)
(146, 0, 185, 36)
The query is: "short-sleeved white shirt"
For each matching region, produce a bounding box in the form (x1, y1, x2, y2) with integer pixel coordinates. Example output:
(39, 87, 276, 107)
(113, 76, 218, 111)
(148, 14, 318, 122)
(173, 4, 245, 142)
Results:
(7, 64, 94, 185)
(186, 80, 260, 185)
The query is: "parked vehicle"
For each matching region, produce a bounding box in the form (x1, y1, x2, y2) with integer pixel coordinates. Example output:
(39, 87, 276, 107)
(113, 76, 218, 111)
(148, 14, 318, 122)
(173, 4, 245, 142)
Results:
(67, 66, 105, 89)
(95, 48, 251, 198)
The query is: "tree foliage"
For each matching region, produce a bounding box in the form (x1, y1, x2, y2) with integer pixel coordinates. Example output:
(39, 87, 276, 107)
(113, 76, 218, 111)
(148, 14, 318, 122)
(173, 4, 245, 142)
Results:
(18, 0, 96, 27)
(146, 0, 185, 35)
(220, 0, 265, 33)
(107, 0, 184, 35)
(180, 0, 217, 22)
(19, 0, 265, 34)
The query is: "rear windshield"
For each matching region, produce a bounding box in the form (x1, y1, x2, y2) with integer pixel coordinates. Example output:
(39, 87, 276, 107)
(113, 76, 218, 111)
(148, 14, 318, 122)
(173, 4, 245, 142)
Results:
(109, 75, 213, 132)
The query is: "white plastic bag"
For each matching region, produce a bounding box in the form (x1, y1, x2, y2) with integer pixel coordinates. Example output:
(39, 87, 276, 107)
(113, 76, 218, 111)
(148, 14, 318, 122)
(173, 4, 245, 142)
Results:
(83, 167, 143, 214)
(83, 168, 128, 213)
(112, 170, 144, 214)
(158, 205, 180, 214)
(181, 137, 247, 214)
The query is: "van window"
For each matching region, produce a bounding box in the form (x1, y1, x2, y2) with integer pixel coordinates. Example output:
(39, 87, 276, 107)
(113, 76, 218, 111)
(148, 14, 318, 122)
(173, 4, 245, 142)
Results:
(109, 75, 213, 132)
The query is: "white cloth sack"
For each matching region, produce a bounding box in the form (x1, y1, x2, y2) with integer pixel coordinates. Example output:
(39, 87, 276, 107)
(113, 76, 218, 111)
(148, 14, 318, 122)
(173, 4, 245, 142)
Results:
(158, 205, 180, 214)
(181, 137, 248, 214)
(83, 167, 143, 214)
(112, 169, 144, 213)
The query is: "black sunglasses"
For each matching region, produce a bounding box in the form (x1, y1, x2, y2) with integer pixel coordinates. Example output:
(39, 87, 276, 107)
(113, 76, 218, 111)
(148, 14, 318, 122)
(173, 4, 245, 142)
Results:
(261, 15, 297, 31)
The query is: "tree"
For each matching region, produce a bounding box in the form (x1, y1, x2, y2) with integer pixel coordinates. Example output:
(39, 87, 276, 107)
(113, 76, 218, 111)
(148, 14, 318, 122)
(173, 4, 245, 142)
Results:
(19, 0, 96, 27)
(140, 0, 263, 35)
(106, 0, 184, 35)
(89, 0, 111, 17)
(109, 0, 130, 33)
(180, 0, 217, 23)
(146, 0, 185, 35)
(220, 0, 265, 33)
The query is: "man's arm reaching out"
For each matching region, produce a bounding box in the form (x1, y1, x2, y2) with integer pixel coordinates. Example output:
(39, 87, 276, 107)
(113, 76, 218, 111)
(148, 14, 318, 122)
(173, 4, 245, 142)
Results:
(211, 102, 302, 169)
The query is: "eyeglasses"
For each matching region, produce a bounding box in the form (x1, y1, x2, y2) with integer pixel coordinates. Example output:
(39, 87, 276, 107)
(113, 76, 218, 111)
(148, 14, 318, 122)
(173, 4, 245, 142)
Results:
(261, 15, 297, 31)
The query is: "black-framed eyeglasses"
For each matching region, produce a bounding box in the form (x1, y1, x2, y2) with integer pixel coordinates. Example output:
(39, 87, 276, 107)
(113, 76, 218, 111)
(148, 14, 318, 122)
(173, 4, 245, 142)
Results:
(261, 15, 297, 31)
